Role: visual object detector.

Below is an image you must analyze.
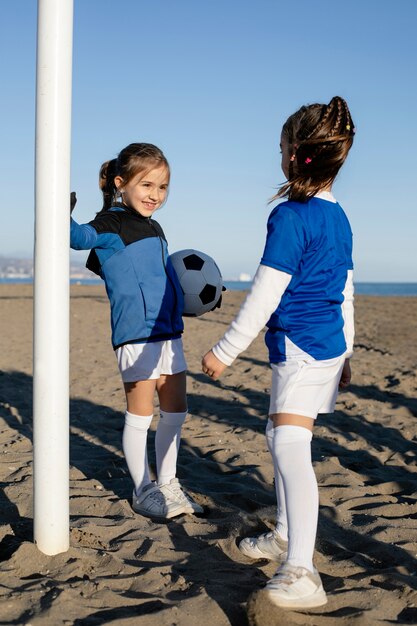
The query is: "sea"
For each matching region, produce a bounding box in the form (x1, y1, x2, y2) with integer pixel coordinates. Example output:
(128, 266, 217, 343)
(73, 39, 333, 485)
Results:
(225, 282, 417, 296)
(1, 278, 417, 296)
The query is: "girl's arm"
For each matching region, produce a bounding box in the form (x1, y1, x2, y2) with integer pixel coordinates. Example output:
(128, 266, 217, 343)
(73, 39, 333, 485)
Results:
(70, 218, 99, 250)
(338, 269, 354, 389)
(341, 269, 354, 357)
(339, 359, 351, 389)
(70, 193, 100, 250)
(202, 264, 292, 379)
(70, 204, 120, 251)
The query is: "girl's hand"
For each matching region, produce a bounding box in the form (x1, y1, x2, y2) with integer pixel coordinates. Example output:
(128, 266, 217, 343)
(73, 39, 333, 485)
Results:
(202, 350, 227, 380)
(70, 192, 77, 214)
(339, 358, 351, 389)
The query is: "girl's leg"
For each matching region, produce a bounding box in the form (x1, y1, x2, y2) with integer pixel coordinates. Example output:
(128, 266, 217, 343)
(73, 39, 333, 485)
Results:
(155, 371, 187, 485)
(155, 371, 203, 514)
(122, 379, 156, 495)
(157, 370, 187, 413)
(125, 379, 156, 416)
(265, 418, 288, 541)
(238, 422, 288, 559)
(271, 413, 317, 573)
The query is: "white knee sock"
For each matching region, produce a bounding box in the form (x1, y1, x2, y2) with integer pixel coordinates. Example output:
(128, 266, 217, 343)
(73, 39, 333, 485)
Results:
(272, 424, 318, 573)
(155, 410, 187, 486)
(266, 419, 288, 541)
(122, 411, 153, 496)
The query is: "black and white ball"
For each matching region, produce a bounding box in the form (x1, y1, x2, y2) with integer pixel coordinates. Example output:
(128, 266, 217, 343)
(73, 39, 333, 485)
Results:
(170, 249, 223, 317)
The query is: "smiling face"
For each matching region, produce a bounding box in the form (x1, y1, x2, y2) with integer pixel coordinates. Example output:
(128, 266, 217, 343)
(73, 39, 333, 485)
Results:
(115, 165, 170, 217)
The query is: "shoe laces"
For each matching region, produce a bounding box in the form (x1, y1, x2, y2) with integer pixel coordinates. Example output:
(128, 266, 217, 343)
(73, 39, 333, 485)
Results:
(168, 480, 182, 493)
(248, 530, 275, 546)
(170, 481, 192, 503)
(146, 489, 165, 505)
(263, 531, 276, 540)
(273, 564, 305, 585)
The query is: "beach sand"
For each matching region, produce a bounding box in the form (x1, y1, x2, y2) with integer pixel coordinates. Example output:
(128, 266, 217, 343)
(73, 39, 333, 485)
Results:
(1, 284, 416, 625)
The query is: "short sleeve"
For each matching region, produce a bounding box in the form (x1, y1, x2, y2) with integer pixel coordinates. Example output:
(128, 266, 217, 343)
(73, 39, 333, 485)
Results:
(261, 205, 307, 274)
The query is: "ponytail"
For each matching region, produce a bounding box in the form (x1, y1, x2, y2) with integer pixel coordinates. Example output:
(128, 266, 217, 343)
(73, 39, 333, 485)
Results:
(99, 159, 118, 211)
(273, 96, 355, 204)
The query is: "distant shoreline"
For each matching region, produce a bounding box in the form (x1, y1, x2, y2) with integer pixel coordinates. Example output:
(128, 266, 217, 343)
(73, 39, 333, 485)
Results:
(1, 278, 417, 296)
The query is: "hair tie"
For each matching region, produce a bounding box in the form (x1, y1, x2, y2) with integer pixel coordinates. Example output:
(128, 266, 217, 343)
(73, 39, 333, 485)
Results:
(289, 143, 299, 162)
(305, 157, 312, 164)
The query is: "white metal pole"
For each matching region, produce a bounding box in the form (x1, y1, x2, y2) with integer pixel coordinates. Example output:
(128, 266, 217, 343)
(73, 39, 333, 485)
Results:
(34, 0, 73, 555)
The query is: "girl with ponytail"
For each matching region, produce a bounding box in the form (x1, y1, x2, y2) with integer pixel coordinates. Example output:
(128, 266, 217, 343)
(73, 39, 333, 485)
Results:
(202, 97, 356, 609)
(70, 143, 203, 521)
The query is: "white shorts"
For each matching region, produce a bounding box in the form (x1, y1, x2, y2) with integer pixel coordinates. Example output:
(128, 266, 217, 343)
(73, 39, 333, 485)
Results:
(268, 355, 346, 419)
(116, 338, 187, 383)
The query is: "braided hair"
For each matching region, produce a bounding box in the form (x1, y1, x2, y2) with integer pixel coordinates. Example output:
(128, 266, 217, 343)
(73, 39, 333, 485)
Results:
(274, 96, 355, 203)
(98, 143, 170, 212)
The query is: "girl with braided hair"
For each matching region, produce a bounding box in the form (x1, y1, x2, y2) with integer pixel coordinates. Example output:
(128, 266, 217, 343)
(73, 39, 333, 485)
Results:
(202, 96, 355, 608)
(70, 143, 203, 520)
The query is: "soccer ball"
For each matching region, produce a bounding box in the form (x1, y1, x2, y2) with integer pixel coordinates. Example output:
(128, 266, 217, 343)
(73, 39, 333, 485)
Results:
(169, 249, 223, 317)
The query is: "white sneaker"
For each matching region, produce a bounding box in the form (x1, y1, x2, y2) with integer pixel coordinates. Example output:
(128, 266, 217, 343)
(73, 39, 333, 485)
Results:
(132, 482, 185, 519)
(238, 529, 288, 561)
(161, 478, 204, 514)
(266, 563, 327, 608)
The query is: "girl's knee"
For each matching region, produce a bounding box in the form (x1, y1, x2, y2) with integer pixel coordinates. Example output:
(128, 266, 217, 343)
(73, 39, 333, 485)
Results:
(157, 372, 187, 412)
(270, 412, 314, 431)
(273, 425, 313, 474)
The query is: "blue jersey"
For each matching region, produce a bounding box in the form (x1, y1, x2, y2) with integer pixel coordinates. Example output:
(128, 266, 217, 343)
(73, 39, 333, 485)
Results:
(261, 196, 353, 362)
(70, 205, 184, 349)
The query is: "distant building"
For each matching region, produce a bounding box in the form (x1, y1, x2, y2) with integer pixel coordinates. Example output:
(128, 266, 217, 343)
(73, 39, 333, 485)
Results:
(0, 256, 96, 281)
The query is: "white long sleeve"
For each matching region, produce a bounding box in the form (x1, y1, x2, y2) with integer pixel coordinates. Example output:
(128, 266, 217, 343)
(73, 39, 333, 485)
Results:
(341, 269, 355, 358)
(212, 265, 292, 366)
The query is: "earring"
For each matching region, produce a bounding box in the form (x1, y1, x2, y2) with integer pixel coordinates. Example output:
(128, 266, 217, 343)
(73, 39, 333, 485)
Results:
(112, 188, 122, 204)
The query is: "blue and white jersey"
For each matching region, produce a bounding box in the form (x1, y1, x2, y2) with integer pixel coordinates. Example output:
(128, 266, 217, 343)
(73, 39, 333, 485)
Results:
(70, 205, 184, 349)
(261, 196, 353, 362)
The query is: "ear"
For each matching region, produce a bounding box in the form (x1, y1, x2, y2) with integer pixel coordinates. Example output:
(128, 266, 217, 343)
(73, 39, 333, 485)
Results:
(114, 175, 124, 191)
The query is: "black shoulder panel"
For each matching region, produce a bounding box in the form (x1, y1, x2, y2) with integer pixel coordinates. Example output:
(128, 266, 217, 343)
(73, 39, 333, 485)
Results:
(90, 205, 167, 244)
(117, 214, 167, 246)
(88, 211, 122, 235)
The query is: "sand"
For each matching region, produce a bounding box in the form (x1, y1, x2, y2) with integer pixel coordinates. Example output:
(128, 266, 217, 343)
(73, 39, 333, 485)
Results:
(1, 283, 416, 626)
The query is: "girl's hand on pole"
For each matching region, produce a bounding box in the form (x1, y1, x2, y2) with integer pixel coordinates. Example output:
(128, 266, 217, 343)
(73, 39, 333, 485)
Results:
(70, 192, 77, 214)
(339, 358, 351, 389)
(202, 350, 227, 381)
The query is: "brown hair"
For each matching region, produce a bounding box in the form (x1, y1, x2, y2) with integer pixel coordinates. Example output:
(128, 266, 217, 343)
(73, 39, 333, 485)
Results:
(99, 143, 170, 211)
(273, 96, 355, 203)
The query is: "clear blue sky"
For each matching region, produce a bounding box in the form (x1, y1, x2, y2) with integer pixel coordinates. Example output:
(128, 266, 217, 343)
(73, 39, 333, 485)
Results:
(1, 0, 417, 281)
